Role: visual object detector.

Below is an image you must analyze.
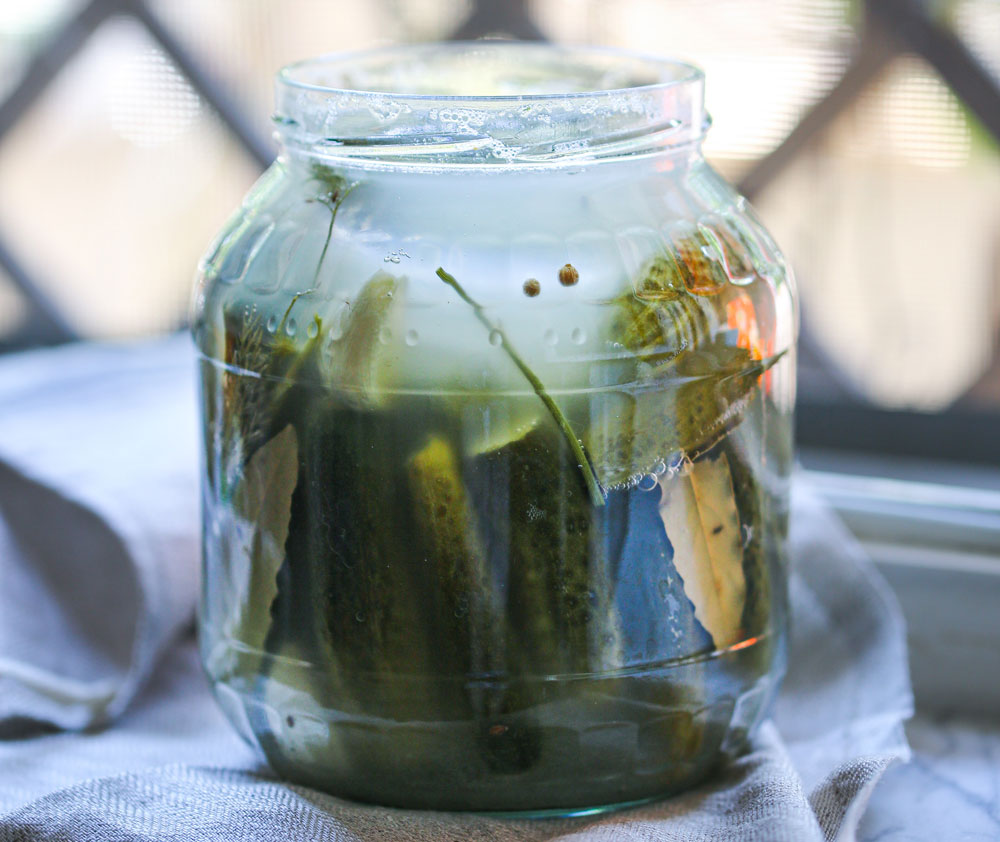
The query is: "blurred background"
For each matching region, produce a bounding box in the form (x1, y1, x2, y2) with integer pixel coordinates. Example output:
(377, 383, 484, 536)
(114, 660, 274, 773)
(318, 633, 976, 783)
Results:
(0, 0, 998, 465)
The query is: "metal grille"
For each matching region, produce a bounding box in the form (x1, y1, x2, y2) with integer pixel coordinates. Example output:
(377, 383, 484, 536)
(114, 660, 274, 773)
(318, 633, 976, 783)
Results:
(0, 0, 998, 459)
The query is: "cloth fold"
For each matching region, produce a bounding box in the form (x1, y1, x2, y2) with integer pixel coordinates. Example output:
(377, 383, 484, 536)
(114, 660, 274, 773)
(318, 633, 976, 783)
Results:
(0, 337, 200, 730)
(0, 337, 913, 841)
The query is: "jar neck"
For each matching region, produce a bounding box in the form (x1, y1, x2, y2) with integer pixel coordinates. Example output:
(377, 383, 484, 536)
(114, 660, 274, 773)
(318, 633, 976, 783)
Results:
(273, 43, 709, 170)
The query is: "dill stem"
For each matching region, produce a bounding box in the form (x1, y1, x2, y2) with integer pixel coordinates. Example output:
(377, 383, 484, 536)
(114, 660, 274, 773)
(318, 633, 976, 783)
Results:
(312, 183, 357, 286)
(435, 267, 605, 507)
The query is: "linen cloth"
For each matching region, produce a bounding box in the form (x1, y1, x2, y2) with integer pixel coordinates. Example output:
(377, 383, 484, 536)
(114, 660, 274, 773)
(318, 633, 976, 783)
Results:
(0, 337, 200, 731)
(0, 337, 913, 841)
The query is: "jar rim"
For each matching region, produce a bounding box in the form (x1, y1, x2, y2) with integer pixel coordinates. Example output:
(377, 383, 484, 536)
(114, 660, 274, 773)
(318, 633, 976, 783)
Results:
(274, 43, 708, 168)
(277, 42, 704, 102)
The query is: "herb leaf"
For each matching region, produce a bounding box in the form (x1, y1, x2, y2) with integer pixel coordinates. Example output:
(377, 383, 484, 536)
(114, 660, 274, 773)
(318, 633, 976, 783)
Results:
(658, 450, 746, 648)
(229, 424, 299, 658)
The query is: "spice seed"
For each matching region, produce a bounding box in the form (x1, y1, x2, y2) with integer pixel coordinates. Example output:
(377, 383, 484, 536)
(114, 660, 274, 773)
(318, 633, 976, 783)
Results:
(558, 263, 579, 286)
(523, 278, 541, 297)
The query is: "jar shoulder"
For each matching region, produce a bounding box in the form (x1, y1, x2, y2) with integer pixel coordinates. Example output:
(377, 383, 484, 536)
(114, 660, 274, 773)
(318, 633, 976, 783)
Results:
(192, 158, 796, 364)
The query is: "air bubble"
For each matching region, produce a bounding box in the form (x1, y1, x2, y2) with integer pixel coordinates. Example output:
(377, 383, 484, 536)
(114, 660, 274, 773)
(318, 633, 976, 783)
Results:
(285, 317, 297, 336)
(638, 474, 658, 492)
(543, 329, 558, 346)
(383, 248, 410, 264)
(489, 330, 503, 347)
(355, 611, 366, 623)
(378, 327, 392, 345)
(306, 320, 319, 339)
(265, 315, 278, 333)
(571, 327, 586, 345)
(652, 459, 667, 475)
(405, 329, 419, 346)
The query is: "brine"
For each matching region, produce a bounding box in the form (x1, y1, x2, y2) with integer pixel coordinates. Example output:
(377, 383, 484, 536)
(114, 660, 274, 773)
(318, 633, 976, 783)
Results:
(195, 183, 793, 810)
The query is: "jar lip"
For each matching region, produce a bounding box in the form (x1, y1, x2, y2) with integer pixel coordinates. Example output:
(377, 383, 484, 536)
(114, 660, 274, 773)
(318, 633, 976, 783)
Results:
(274, 42, 708, 167)
(277, 42, 704, 102)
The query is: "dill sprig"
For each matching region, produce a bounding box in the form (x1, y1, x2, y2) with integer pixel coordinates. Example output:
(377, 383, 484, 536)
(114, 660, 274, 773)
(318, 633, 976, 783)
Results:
(435, 266, 605, 507)
(309, 163, 358, 286)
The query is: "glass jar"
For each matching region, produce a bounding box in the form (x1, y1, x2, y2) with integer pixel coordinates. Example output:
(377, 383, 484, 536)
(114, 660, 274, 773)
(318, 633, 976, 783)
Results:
(192, 43, 796, 815)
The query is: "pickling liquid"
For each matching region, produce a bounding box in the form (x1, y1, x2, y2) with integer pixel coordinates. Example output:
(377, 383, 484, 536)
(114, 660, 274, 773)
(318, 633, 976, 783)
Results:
(198, 353, 789, 813)
(194, 122, 795, 811)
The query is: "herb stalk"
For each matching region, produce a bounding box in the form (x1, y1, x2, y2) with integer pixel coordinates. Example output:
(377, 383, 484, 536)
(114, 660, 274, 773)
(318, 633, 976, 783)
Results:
(436, 266, 605, 507)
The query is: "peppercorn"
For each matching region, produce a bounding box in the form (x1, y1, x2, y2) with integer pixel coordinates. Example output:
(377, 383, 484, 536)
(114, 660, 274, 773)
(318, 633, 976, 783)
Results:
(558, 264, 579, 286)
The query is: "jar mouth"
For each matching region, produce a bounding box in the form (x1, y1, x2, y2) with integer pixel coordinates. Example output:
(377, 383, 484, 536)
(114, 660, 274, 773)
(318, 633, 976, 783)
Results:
(274, 42, 707, 167)
(278, 42, 702, 99)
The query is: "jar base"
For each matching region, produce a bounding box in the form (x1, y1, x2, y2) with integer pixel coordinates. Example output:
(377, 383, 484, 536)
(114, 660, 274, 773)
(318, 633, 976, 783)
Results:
(472, 790, 689, 820)
(205, 631, 780, 814)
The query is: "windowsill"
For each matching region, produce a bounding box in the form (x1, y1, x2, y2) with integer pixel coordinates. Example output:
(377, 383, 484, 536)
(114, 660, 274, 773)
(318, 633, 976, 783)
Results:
(803, 448, 1000, 839)
(802, 447, 1000, 717)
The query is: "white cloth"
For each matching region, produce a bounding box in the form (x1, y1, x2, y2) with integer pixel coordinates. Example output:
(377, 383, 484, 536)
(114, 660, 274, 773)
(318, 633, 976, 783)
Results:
(0, 338, 913, 841)
(0, 337, 200, 730)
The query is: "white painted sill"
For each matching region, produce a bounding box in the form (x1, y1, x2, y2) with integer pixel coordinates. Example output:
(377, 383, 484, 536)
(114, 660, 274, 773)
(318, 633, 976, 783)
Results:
(803, 452, 1000, 718)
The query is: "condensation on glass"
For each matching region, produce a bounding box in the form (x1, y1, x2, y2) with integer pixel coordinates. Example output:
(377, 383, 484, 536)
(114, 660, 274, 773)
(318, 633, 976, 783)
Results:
(191, 43, 798, 815)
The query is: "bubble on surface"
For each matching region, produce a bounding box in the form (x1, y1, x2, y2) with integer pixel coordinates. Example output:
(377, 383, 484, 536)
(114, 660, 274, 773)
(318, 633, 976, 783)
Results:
(378, 327, 392, 345)
(638, 474, 658, 491)
(489, 330, 503, 347)
(543, 329, 558, 346)
(306, 320, 319, 339)
(265, 314, 278, 333)
(285, 318, 297, 336)
(571, 327, 586, 345)
(405, 329, 419, 346)
(384, 248, 410, 265)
